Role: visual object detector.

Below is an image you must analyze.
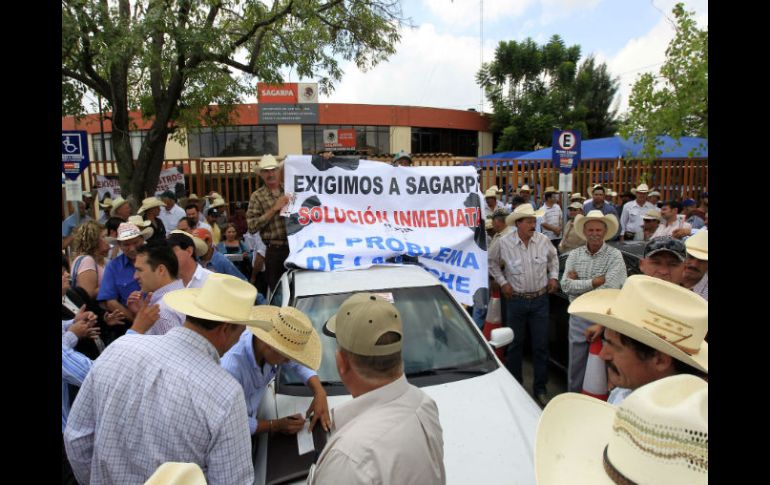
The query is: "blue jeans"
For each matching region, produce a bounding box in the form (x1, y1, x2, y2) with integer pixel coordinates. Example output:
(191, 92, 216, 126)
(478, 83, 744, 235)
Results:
(505, 294, 549, 395)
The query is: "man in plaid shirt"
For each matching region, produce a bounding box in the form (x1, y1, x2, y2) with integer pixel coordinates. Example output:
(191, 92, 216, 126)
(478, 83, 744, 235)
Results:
(246, 154, 290, 293)
(561, 210, 627, 392)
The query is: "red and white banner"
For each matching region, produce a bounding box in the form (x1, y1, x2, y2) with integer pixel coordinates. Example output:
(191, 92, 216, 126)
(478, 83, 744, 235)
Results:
(283, 155, 488, 306)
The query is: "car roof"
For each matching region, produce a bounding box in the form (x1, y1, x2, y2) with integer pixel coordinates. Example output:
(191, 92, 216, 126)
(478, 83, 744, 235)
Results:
(290, 265, 440, 297)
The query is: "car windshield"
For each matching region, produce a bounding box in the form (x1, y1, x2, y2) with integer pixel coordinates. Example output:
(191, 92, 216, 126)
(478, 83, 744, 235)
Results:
(279, 284, 498, 392)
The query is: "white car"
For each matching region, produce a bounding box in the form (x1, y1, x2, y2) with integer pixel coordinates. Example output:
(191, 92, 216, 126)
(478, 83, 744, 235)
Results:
(254, 265, 541, 485)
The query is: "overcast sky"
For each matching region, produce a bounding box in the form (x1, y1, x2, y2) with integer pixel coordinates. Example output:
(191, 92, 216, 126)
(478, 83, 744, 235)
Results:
(273, 0, 708, 116)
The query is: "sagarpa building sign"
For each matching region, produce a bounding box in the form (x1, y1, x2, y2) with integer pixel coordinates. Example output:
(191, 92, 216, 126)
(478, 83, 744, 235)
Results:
(257, 82, 318, 104)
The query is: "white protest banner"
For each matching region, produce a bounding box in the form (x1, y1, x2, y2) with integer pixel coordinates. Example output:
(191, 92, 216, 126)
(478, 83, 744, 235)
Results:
(94, 167, 186, 201)
(284, 155, 488, 306)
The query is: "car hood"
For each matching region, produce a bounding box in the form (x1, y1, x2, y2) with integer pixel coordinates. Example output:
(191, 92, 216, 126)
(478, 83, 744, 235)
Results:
(276, 367, 541, 484)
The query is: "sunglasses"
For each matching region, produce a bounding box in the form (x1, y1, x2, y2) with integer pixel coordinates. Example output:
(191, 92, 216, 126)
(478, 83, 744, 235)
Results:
(644, 237, 686, 257)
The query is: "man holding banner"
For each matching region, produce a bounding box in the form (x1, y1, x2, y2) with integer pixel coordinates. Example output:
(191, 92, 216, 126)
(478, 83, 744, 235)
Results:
(246, 154, 290, 293)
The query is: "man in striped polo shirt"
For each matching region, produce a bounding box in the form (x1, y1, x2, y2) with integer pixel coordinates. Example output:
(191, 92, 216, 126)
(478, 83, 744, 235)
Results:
(561, 210, 627, 393)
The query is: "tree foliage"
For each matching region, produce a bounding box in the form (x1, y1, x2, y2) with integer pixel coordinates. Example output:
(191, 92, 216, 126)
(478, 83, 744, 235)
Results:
(477, 35, 619, 152)
(620, 3, 707, 162)
(62, 0, 405, 203)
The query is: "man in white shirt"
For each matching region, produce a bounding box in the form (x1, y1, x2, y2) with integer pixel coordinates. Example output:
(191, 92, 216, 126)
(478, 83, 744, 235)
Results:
(158, 191, 186, 231)
(619, 184, 655, 240)
(309, 293, 445, 485)
(651, 200, 692, 239)
(167, 230, 213, 288)
(539, 186, 562, 247)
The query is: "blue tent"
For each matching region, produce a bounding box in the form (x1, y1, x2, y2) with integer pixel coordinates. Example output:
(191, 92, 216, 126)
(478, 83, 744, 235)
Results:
(460, 151, 530, 168)
(514, 136, 708, 160)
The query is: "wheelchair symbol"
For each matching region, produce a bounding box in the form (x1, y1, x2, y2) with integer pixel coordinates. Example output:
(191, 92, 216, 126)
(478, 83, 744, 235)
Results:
(63, 135, 80, 154)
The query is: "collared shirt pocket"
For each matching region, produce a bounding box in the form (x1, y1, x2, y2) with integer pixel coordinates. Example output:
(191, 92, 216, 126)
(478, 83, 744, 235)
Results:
(507, 258, 524, 275)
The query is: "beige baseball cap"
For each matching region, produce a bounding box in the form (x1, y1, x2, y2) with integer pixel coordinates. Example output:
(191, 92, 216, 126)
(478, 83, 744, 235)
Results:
(323, 293, 403, 356)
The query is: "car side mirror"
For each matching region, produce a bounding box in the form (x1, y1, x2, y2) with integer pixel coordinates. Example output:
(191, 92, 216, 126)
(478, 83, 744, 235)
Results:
(489, 327, 513, 348)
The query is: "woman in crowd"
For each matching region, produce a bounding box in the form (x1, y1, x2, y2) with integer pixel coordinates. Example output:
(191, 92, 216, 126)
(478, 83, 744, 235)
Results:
(70, 221, 110, 300)
(216, 223, 253, 279)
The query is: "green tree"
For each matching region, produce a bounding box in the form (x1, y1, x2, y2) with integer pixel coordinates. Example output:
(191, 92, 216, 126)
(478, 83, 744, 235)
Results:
(62, 0, 404, 204)
(620, 3, 707, 162)
(477, 35, 618, 152)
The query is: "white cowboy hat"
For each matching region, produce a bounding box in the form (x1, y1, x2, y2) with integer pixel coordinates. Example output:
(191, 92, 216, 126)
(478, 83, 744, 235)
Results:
(505, 203, 537, 226)
(648, 190, 661, 197)
(685, 229, 708, 261)
(635, 183, 650, 193)
(144, 462, 206, 485)
(484, 185, 502, 198)
(573, 210, 619, 242)
(642, 208, 662, 220)
(209, 197, 226, 209)
(568, 201, 584, 210)
(568, 274, 708, 372)
(109, 196, 129, 216)
(570, 192, 585, 201)
(99, 197, 113, 209)
(137, 197, 163, 215)
(167, 229, 209, 257)
(108, 222, 153, 244)
(255, 154, 283, 173)
(246, 306, 322, 371)
(187, 193, 199, 201)
(164, 274, 272, 328)
(536, 374, 707, 485)
(127, 215, 152, 229)
(205, 192, 222, 200)
(519, 184, 532, 192)
(543, 186, 558, 194)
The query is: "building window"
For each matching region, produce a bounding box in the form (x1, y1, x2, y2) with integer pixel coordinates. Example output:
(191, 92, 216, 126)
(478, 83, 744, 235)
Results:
(188, 126, 278, 158)
(92, 131, 148, 160)
(302, 125, 390, 155)
(411, 128, 478, 156)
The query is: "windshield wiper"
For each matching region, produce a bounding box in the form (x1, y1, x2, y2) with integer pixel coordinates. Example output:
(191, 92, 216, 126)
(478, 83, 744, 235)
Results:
(406, 366, 491, 378)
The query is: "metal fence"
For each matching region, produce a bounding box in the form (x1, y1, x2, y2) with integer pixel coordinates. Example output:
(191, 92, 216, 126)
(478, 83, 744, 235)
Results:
(66, 156, 707, 216)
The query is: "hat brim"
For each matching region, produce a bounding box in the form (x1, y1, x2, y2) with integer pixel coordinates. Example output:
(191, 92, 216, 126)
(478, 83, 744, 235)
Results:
(163, 288, 272, 329)
(247, 306, 322, 371)
(137, 201, 163, 214)
(255, 161, 285, 173)
(110, 200, 129, 216)
(574, 214, 619, 242)
(568, 289, 708, 372)
(114, 227, 153, 242)
(536, 393, 615, 485)
(686, 247, 708, 261)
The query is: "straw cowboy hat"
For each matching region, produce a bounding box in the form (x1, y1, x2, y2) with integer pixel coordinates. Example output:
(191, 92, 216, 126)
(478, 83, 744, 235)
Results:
(164, 274, 273, 329)
(209, 197, 226, 209)
(246, 306, 322, 370)
(108, 222, 153, 244)
(519, 184, 532, 192)
(137, 197, 163, 215)
(573, 210, 619, 241)
(109, 196, 129, 216)
(167, 229, 210, 257)
(505, 203, 537, 226)
(127, 215, 152, 229)
(568, 274, 708, 372)
(99, 197, 113, 209)
(685, 229, 708, 261)
(535, 374, 707, 485)
(255, 154, 283, 173)
(543, 186, 558, 195)
(570, 192, 585, 201)
(484, 185, 503, 198)
(635, 183, 650, 193)
(188, 193, 199, 201)
(144, 462, 207, 485)
(568, 201, 584, 210)
(642, 208, 662, 220)
(205, 191, 222, 200)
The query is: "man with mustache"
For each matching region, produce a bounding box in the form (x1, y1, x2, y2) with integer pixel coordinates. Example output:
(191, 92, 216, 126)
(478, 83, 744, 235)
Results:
(682, 230, 708, 301)
(567, 275, 708, 406)
(560, 211, 627, 393)
(488, 204, 559, 406)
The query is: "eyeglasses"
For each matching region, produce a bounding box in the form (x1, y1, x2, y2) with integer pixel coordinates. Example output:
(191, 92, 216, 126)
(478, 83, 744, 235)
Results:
(644, 237, 686, 257)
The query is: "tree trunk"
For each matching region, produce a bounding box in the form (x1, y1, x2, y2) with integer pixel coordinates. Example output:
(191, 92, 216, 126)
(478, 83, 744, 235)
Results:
(109, 64, 136, 209)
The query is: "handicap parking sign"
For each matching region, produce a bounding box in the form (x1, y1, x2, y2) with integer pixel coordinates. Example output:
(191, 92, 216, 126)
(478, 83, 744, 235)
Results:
(62, 131, 90, 180)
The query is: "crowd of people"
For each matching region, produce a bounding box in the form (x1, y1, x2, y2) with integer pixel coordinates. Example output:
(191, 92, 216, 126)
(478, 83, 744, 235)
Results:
(60, 153, 706, 484)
